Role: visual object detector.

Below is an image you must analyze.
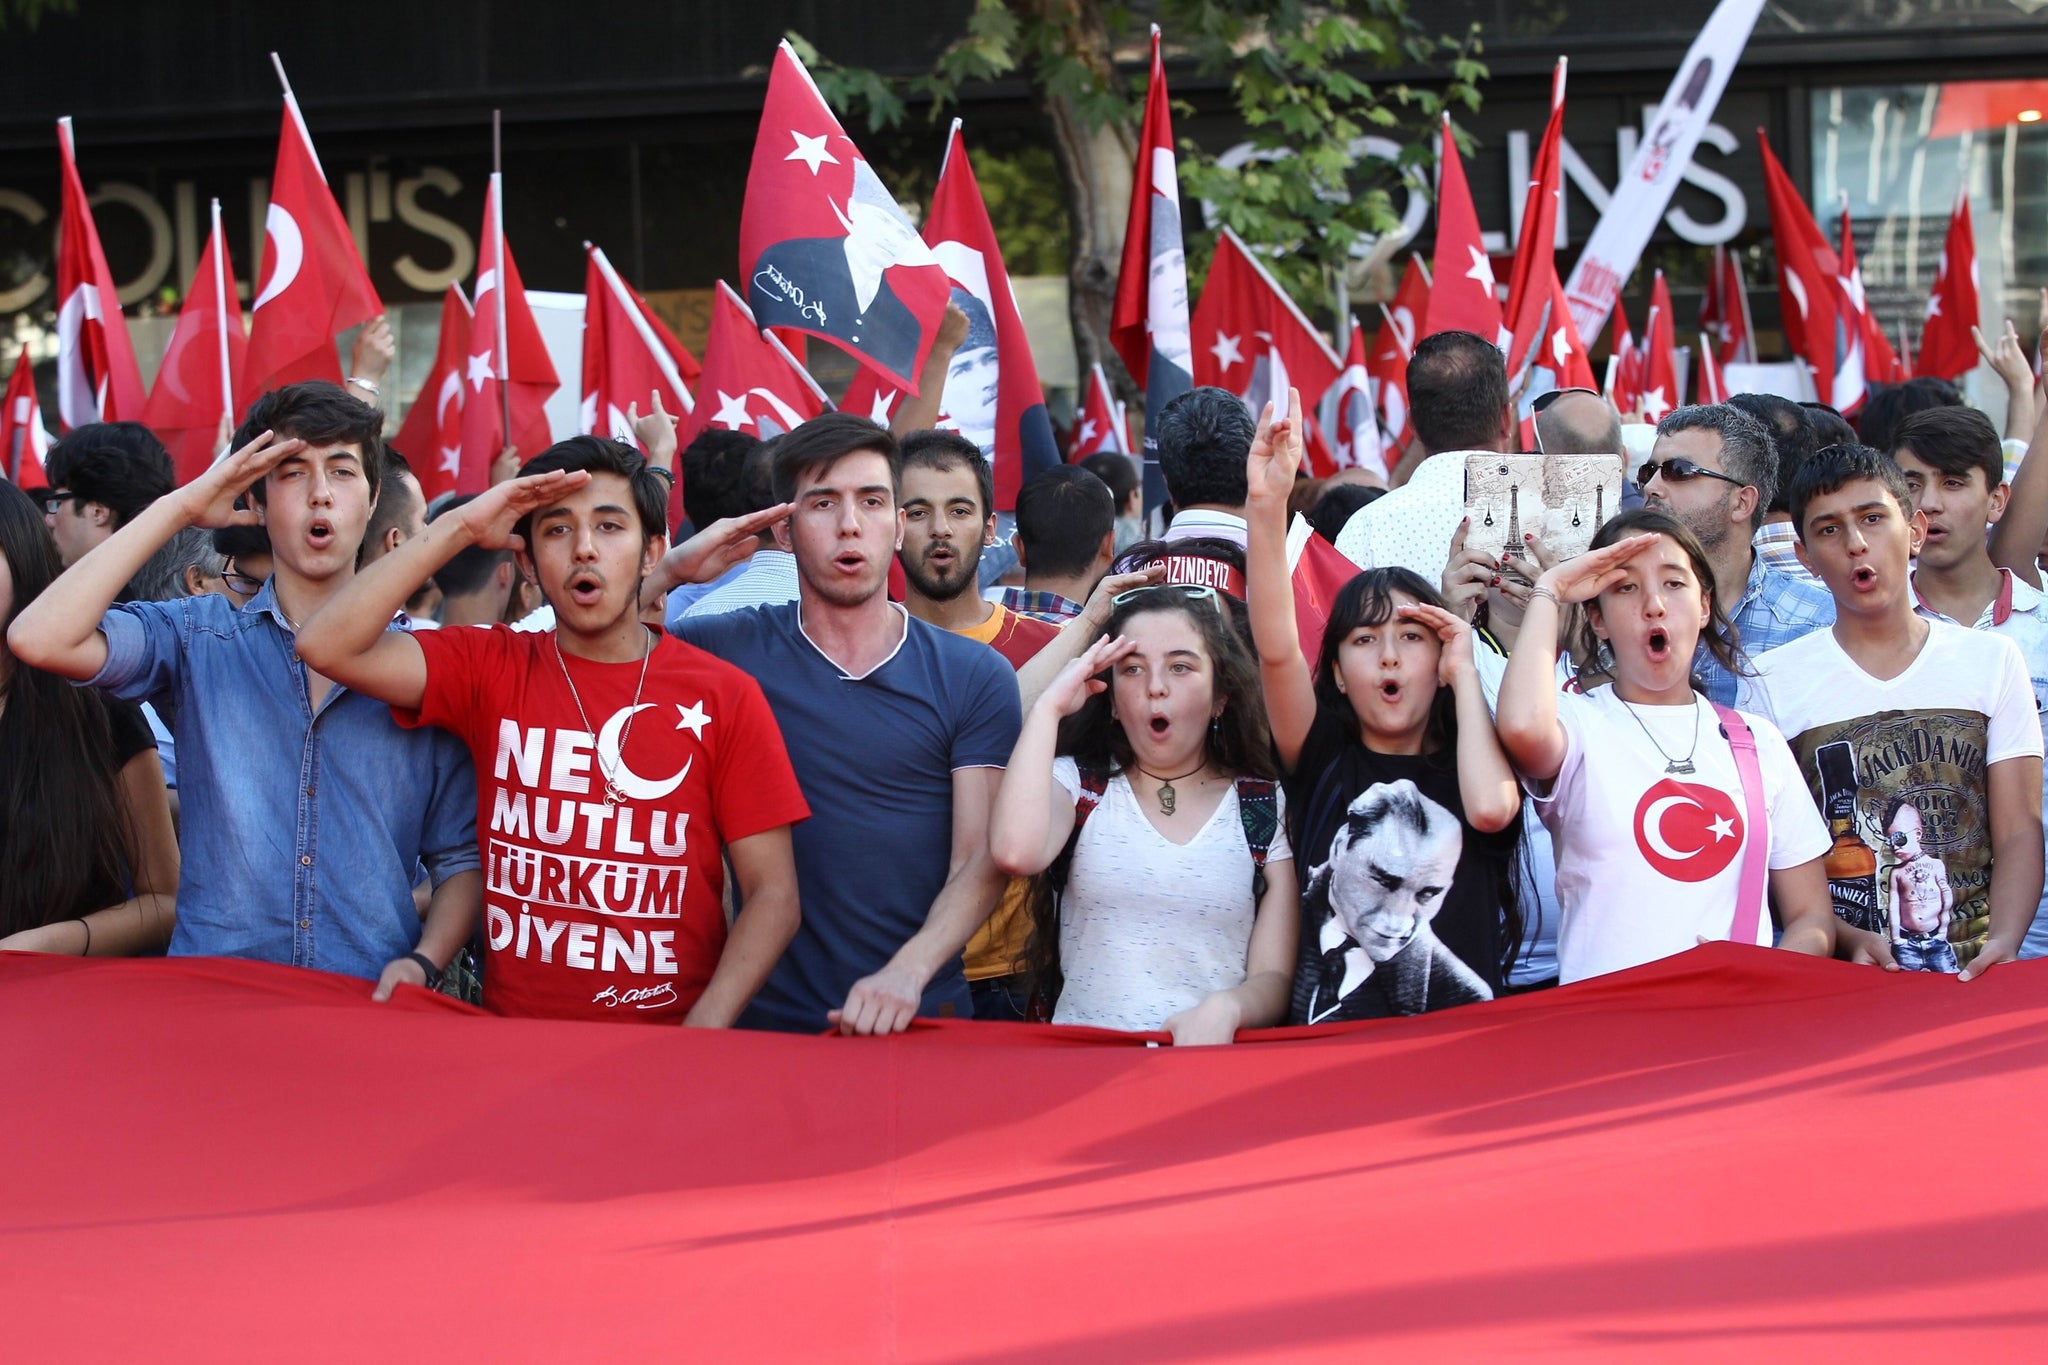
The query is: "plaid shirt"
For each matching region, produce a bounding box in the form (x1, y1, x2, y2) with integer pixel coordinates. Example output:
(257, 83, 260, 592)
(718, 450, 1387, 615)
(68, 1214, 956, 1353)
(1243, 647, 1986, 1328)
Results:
(1751, 522, 1819, 583)
(1695, 551, 1837, 705)
(996, 587, 1084, 624)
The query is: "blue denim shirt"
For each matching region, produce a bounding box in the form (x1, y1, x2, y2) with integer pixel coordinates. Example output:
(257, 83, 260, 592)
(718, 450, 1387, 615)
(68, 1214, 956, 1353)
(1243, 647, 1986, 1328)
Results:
(87, 582, 479, 979)
(1694, 552, 1838, 705)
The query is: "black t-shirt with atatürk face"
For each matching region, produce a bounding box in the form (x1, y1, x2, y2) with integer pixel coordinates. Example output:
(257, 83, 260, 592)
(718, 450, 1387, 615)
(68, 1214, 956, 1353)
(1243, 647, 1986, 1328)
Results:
(1286, 710, 1519, 1026)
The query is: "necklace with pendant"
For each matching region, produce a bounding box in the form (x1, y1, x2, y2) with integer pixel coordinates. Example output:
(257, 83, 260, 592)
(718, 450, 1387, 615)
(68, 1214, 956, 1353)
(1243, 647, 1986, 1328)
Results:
(1133, 760, 1208, 815)
(1619, 695, 1701, 775)
(556, 628, 654, 811)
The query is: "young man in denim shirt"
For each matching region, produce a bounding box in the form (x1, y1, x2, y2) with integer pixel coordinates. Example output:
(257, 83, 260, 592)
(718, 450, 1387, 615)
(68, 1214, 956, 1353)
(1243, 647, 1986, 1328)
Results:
(10, 383, 479, 999)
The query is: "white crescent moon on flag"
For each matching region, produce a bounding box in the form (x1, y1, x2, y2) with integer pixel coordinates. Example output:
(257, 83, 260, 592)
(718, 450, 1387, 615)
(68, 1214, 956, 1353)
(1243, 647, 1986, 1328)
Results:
(254, 203, 303, 311)
(595, 704, 691, 802)
(1642, 794, 1702, 861)
(435, 368, 462, 426)
(747, 387, 805, 432)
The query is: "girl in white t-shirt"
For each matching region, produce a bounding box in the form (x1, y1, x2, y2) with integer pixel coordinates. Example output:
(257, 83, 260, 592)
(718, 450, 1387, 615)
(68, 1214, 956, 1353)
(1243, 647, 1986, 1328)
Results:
(1495, 507, 1839, 982)
(988, 586, 1299, 1042)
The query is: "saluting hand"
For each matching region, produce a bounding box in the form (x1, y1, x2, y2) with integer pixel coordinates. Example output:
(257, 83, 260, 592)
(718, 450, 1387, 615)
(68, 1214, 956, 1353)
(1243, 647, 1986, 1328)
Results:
(176, 429, 307, 529)
(454, 469, 595, 553)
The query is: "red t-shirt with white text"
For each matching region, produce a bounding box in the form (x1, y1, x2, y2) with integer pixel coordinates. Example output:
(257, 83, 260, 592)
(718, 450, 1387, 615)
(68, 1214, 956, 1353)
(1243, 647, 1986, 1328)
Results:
(398, 626, 809, 1022)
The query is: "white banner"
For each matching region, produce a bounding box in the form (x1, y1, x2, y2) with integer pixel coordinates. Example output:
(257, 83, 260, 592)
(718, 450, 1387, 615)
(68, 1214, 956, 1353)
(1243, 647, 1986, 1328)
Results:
(1562, 0, 1765, 343)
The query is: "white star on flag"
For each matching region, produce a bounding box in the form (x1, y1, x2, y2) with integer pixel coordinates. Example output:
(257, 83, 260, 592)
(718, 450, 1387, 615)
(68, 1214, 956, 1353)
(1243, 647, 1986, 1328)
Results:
(1639, 386, 1670, 422)
(711, 390, 754, 431)
(1925, 295, 1942, 319)
(1209, 331, 1244, 370)
(1709, 815, 1736, 842)
(438, 445, 460, 476)
(1465, 245, 1496, 295)
(867, 389, 896, 424)
(466, 352, 493, 394)
(1076, 418, 1098, 446)
(1550, 326, 1573, 367)
(674, 700, 712, 739)
(786, 131, 839, 176)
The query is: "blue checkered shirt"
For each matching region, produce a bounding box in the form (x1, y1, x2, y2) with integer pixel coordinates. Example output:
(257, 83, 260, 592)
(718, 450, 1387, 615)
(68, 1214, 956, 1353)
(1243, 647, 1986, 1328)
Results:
(996, 587, 1084, 624)
(1695, 551, 1837, 705)
(1751, 522, 1819, 583)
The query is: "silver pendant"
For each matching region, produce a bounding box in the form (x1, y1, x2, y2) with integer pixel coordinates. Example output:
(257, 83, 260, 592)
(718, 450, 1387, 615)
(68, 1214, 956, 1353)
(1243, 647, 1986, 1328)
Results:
(1665, 760, 1696, 775)
(1157, 781, 1177, 815)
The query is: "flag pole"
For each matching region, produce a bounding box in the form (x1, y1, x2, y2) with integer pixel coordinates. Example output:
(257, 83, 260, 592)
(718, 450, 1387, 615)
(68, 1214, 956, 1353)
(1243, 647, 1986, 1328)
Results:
(211, 198, 234, 459)
(492, 110, 512, 448)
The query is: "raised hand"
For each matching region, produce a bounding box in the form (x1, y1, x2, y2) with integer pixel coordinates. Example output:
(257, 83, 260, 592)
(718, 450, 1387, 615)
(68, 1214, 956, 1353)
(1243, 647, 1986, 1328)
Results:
(658, 503, 794, 587)
(1038, 633, 1138, 719)
(1397, 600, 1477, 686)
(1246, 387, 1307, 515)
(1441, 517, 1495, 622)
(1973, 320, 2033, 393)
(349, 315, 395, 386)
(454, 469, 595, 552)
(489, 444, 522, 487)
(629, 391, 680, 470)
(1539, 531, 1663, 605)
(1077, 562, 1166, 630)
(177, 430, 307, 528)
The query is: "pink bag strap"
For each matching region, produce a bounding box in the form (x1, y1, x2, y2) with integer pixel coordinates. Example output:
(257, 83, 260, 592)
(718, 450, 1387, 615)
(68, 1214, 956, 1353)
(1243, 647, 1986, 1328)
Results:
(1712, 702, 1769, 946)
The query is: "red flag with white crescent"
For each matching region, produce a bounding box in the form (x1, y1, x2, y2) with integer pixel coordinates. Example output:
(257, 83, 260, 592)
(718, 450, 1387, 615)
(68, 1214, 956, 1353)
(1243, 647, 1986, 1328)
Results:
(53, 118, 145, 430)
(1373, 257, 1429, 451)
(241, 92, 381, 404)
(1422, 115, 1503, 344)
(675, 281, 830, 449)
(391, 285, 471, 504)
(2, 349, 53, 487)
(1914, 192, 1980, 383)
(458, 174, 560, 493)
(1068, 362, 1131, 461)
(1192, 228, 1343, 474)
(141, 199, 248, 484)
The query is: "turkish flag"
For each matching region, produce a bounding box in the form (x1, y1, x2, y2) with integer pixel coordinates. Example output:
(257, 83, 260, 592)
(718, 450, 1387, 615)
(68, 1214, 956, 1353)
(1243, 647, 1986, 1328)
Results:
(675, 281, 830, 449)
(1606, 298, 1642, 415)
(1373, 256, 1429, 450)
(53, 118, 144, 430)
(1504, 61, 1569, 386)
(1758, 130, 1857, 408)
(1518, 270, 1600, 425)
(1639, 270, 1682, 423)
(141, 200, 247, 484)
(1699, 243, 1758, 366)
(1068, 361, 1131, 460)
(241, 95, 381, 405)
(582, 245, 700, 529)
(2, 349, 52, 487)
(390, 285, 471, 504)
(739, 42, 951, 397)
(1696, 331, 1730, 404)
(828, 122, 1059, 511)
(1837, 202, 1903, 398)
(1191, 227, 1343, 474)
(1318, 318, 1385, 479)
(1423, 115, 1504, 345)
(1287, 513, 1363, 668)
(458, 174, 560, 493)
(1915, 192, 1980, 382)
(1110, 26, 1195, 513)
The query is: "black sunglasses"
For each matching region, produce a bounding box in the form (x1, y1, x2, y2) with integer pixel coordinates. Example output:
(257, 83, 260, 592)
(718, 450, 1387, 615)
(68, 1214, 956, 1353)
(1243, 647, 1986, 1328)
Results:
(1635, 457, 1748, 492)
(1531, 387, 1601, 415)
(41, 491, 84, 515)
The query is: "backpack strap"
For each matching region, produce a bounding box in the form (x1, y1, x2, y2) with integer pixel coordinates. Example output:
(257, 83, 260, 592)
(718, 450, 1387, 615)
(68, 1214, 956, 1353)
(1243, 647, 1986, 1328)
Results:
(1711, 702, 1769, 948)
(1045, 763, 1112, 897)
(1234, 777, 1280, 900)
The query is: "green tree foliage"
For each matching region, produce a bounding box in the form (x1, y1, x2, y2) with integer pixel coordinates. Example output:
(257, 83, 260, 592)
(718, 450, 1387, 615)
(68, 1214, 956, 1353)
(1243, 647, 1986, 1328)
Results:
(790, 0, 1485, 368)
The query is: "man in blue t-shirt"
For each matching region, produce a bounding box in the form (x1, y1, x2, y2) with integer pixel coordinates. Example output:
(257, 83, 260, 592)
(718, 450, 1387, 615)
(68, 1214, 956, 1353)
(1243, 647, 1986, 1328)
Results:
(674, 413, 1021, 1033)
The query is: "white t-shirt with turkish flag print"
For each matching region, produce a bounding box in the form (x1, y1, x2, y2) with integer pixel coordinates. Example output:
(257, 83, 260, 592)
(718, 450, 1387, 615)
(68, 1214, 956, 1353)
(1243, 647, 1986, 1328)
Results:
(1530, 685, 1828, 984)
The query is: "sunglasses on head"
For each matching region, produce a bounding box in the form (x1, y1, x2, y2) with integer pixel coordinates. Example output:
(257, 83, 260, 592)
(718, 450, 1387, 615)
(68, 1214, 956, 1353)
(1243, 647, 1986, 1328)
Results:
(1635, 457, 1748, 491)
(1110, 582, 1222, 610)
(1531, 387, 1601, 415)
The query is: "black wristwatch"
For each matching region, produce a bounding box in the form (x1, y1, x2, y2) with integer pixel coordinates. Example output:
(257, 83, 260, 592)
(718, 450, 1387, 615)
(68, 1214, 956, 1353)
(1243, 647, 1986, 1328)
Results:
(404, 951, 444, 991)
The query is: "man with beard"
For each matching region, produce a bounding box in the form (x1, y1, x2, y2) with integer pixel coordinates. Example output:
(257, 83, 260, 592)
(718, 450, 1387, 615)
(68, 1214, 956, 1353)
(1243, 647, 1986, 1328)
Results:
(673, 413, 1021, 1033)
(896, 429, 1058, 1017)
(898, 430, 1059, 667)
(1640, 403, 1834, 703)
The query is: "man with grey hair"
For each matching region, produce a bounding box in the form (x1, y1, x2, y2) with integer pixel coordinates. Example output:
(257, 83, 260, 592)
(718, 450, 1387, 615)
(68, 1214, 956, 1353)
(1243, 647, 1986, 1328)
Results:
(1641, 402, 1836, 703)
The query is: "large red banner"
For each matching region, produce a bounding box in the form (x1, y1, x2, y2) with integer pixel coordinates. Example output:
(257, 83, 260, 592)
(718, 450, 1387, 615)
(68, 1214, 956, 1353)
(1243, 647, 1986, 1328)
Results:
(5, 944, 2047, 1357)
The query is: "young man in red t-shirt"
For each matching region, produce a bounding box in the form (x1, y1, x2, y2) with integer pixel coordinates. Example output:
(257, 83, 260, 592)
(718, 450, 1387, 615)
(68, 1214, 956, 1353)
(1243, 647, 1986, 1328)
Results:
(297, 436, 808, 1024)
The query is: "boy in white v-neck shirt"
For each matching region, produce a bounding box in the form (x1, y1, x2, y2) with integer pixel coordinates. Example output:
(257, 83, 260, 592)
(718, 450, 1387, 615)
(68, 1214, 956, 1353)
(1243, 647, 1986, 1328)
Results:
(1740, 444, 2044, 978)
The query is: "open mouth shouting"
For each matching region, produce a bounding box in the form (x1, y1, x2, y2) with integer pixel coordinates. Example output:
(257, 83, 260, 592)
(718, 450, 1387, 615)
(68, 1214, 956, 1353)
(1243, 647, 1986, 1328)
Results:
(1850, 564, 1879, 592)
(1148, 713, 1172, 738)
(564, 569, 606, 609)
(1376, 679, 1404, 706)
(305, 517, 335, 553)
(1645, 626, 1672, 663)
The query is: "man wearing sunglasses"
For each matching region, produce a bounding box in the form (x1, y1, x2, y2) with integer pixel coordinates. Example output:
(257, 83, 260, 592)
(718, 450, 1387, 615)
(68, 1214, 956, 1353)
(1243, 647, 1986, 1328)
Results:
(1639, 404, 1834, 703)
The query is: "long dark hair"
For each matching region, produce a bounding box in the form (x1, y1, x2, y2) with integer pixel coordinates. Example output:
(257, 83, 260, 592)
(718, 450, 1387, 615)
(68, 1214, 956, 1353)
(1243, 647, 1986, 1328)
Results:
(1304, 565, 1523, 985)
(1311, 566, 1460, 757)
(1582, 507, 1746, 689)
(0, 480, 134, 934)
(1022, 587, 1277, 1006)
